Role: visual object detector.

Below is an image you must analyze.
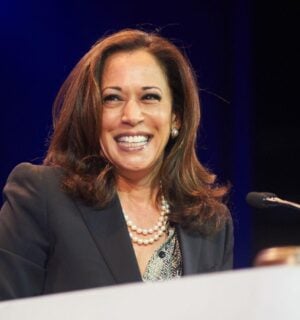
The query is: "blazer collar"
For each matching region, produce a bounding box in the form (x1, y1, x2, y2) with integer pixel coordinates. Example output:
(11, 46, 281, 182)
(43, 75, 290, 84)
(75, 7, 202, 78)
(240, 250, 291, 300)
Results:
(75, 195, 142, 284)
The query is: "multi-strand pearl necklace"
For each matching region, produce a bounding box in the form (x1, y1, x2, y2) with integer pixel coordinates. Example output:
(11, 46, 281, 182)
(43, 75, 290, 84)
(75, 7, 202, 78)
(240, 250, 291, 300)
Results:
(124, 194, 170, 246)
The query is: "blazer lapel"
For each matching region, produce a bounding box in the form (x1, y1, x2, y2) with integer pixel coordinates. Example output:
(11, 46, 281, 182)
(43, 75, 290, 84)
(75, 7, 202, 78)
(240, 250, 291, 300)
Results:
(75, 196, 142, 284)
(177, 226, 218, 275)
(177, 226, 201, 275)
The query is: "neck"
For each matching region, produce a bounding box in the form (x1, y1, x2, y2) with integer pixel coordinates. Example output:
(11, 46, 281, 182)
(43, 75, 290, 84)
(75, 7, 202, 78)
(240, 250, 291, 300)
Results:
(115, 157, 163, 199)
(116, 175, 159, 208)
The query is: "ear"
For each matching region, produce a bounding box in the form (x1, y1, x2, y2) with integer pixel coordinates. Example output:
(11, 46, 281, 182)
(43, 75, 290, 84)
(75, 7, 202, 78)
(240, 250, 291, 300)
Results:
(171, 112, 181, 130)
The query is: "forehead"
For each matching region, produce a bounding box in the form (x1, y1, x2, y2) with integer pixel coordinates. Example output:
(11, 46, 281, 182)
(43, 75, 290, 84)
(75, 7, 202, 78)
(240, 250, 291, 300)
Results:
(101, 49, 168, 86)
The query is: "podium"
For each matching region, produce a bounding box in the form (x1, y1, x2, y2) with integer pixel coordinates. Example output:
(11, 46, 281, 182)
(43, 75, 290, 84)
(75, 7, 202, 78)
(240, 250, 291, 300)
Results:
(0, 266, 300, 319)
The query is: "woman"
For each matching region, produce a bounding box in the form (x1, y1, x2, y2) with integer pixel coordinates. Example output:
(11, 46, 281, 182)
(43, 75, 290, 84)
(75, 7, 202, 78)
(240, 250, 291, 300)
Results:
(0, 29, 233, 301)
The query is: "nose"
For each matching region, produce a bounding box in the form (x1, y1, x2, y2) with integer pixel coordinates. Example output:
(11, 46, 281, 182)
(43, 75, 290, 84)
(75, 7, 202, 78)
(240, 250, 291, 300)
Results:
(121, 99, 144, 126)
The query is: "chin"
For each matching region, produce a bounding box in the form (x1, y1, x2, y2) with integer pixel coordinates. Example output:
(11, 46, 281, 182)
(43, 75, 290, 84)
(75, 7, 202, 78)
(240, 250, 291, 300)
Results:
(116, 162, 158, 178)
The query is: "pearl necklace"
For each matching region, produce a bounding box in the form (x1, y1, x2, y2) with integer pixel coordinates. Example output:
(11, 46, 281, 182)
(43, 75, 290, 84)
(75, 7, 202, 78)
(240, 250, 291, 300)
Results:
(124, 194, 170, 246)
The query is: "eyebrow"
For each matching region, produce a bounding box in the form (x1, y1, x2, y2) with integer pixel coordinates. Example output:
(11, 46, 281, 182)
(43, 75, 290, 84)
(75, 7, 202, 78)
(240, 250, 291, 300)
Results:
(102, 86, 122, 91)
(142, 86, 162, 92)
(102, 86, 162, 92)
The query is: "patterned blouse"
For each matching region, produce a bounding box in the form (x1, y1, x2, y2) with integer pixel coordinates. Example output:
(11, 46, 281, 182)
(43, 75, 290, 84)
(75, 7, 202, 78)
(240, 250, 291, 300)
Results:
(142, 228, 182, 281)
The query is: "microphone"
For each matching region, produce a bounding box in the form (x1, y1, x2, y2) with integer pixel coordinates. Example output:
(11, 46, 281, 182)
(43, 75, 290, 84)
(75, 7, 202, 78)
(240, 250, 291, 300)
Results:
(246, 192, 300, 211)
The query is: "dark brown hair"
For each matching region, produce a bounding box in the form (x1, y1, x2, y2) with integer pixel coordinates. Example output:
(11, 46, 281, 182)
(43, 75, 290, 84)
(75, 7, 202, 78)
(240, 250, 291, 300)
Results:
(44, 29, 230, 234)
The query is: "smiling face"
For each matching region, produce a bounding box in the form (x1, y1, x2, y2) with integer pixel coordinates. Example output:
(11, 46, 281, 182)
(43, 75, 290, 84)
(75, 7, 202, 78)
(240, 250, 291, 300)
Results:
(100, 49, 177, 181)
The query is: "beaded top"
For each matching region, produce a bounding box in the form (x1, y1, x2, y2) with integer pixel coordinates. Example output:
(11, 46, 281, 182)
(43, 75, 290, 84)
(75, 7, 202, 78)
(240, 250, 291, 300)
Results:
(142, 228, 182, 281)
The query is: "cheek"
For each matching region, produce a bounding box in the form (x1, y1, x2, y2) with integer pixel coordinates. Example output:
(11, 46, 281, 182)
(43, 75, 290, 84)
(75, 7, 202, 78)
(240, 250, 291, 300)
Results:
(101, 110, 119, 134)
(156, 109, 173, 131)
(99, 115, 114, 152)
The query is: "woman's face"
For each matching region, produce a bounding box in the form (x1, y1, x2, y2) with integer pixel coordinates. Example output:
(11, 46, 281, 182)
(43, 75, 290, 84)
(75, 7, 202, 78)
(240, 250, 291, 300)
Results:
(100, 49, 176, 180)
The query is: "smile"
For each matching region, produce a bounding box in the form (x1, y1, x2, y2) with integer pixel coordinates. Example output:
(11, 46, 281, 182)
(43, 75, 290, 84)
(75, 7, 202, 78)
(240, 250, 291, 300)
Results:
(115, 135, 152, 150)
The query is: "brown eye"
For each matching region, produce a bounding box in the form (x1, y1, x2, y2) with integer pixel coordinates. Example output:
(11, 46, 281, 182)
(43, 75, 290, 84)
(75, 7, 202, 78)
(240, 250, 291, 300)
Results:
(142, 93, 161, 101)
(103, 94, 122, 103)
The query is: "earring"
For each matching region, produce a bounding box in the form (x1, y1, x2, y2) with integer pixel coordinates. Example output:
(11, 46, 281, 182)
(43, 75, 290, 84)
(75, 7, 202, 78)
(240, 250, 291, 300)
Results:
(171, 127, 179, 138)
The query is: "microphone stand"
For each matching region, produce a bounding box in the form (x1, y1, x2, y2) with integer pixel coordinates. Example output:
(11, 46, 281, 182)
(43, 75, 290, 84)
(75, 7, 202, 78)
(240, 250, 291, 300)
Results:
(265, 196, 300, 210)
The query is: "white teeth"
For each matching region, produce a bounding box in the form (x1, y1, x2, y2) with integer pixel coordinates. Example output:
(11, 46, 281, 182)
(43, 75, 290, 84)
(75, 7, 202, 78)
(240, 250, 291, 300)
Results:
(117, 135, 149, 143)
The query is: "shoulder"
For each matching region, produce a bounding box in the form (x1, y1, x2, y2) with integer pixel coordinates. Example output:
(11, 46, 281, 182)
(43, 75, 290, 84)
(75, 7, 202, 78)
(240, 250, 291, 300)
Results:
(2, 163, 66, 231)
(6, 162, 63, 187)
(3, 163, 64, 205)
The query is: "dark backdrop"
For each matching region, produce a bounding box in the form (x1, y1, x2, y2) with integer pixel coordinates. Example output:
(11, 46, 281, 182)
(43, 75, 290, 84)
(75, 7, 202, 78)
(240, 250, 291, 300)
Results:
(252, 1, 300, 258)
(1, 0, 299, 268)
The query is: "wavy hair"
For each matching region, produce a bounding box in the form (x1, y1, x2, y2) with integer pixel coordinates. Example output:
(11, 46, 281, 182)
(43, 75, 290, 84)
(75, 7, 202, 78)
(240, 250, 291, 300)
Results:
(44, 29, 230, 234)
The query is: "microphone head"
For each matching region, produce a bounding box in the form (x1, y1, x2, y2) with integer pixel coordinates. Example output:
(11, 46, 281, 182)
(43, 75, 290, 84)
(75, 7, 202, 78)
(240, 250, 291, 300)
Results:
(246, 192, 277, 209)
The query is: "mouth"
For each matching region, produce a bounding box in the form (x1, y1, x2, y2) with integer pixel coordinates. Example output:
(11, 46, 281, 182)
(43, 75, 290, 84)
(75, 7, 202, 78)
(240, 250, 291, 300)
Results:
(114, 134, 152, 150)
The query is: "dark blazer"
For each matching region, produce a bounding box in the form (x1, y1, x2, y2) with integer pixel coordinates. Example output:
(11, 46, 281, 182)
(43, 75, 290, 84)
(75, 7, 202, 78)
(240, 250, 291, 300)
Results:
(0, 163, 233, 301)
